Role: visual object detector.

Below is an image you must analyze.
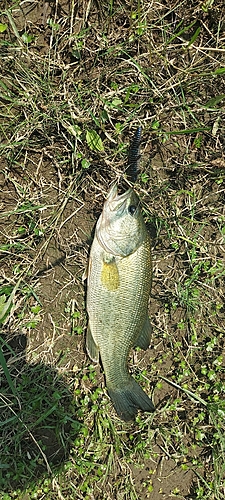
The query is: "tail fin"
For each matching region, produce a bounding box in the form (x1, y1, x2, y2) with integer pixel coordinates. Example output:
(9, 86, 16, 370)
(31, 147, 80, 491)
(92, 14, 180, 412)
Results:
(107, 377, 154, 422)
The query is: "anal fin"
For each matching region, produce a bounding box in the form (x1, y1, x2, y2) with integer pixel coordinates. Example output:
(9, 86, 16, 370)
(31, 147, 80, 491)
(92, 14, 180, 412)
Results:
(86, 323, 99, 363)
(135, 316, 152, 350)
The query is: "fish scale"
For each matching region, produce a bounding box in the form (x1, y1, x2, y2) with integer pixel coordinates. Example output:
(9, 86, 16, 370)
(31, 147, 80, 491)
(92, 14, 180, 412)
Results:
(86, 183, 154, 421)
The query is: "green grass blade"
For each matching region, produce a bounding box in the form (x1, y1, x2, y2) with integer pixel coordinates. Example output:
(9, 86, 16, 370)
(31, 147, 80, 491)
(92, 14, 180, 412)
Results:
(186, 26, 201, 48)
(159, 376, 207, 406)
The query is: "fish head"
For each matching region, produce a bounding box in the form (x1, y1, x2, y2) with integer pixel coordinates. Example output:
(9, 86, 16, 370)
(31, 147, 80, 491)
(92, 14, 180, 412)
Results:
(96, 183, 147, 256)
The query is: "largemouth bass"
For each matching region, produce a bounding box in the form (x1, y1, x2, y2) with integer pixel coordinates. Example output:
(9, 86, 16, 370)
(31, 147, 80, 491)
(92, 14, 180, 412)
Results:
(86, 183, 154, 421)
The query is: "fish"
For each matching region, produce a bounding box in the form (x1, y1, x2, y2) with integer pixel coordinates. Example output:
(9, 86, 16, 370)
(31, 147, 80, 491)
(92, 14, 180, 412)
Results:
(126, 126, 142, 183)
(86, 183, 154, 421)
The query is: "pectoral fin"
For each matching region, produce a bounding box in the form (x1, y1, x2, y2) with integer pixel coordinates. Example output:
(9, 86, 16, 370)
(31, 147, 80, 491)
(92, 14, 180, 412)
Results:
(101, 257, 119, 291)
(86, 322, 99, 363)
(135, 316, 152, 350)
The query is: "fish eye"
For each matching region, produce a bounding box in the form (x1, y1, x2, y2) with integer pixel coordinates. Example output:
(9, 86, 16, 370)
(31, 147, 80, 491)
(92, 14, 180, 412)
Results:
(128, 205, 137, 216)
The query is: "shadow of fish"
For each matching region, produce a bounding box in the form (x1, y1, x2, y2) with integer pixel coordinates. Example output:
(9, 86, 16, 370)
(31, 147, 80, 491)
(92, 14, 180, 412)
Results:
(86, 183, 154, 421)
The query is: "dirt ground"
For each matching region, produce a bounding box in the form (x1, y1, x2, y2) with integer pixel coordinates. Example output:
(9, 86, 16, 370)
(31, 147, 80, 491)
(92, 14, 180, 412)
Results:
(1, 0, 225, 499)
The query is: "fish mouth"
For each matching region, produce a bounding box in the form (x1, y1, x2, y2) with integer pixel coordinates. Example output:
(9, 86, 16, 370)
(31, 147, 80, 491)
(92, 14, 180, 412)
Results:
(107, 183, 132, 211)
(96, 183, 133, 255)
(96, 182, 141, 256)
